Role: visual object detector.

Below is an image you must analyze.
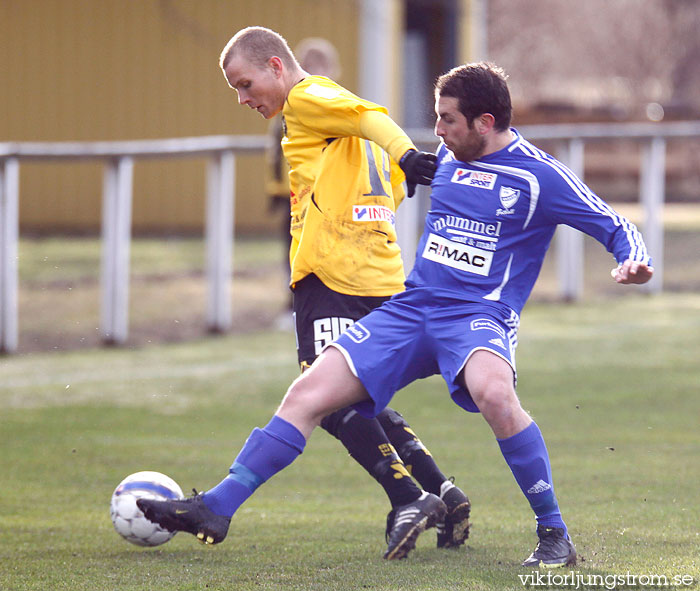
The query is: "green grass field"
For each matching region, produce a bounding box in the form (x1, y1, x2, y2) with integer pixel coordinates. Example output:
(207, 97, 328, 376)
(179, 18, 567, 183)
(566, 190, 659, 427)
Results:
(1, 286, 699, 590)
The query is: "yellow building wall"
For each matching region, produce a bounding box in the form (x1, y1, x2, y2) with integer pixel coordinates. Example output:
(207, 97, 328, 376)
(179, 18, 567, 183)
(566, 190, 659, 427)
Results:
(0, 0, 361, 233)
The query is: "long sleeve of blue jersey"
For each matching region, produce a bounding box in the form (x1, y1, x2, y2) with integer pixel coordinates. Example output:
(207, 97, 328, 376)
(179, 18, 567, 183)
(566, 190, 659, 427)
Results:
(525, 145, 651, 267)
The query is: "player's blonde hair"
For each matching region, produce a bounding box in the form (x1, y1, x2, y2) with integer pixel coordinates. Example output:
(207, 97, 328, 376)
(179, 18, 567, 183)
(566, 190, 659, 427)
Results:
(220, 26, 299, 72)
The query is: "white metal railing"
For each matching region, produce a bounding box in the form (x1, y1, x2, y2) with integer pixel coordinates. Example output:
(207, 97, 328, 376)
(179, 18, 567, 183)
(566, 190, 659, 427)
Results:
(2, 122, 700, 353)
(0, 135, 267, 353)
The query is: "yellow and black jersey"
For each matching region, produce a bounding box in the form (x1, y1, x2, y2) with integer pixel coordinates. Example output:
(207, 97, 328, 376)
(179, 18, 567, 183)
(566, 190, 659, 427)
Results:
(282, 76, 415, 297)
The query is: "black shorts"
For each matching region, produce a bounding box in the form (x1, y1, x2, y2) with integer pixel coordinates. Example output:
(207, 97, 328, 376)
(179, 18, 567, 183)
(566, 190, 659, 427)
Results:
(293, 273, 391, 367)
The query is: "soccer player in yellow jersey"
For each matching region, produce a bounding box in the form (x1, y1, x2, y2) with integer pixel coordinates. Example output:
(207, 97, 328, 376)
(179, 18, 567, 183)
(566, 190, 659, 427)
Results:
(140, 26, 469, 560)
(266, 38, 342, 323)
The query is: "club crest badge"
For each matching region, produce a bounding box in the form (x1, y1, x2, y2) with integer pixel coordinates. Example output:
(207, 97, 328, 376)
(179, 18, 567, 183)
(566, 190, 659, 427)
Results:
(499, 186, 520, 209)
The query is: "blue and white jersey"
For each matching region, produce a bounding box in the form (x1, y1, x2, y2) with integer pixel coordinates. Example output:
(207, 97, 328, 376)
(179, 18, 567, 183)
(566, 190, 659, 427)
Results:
(405, 128, 650, 316)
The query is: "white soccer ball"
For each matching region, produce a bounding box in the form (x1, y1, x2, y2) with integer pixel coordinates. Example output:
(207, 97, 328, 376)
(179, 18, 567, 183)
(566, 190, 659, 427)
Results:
(110, 471, 184, 547)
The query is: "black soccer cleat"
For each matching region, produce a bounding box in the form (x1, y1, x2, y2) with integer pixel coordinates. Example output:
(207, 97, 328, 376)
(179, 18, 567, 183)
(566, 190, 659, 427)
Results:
(384, 491, 447, 560)
(436, 479, 471, 548)
(522, 525, 577, 568)
(137, 490, 231, 545)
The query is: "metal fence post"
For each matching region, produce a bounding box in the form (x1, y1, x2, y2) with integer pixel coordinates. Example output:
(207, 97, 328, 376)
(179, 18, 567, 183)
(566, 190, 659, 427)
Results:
(640, 137, 665, 293)
(396, 184, 426, 274)
(556, 138, 585, 301)
(206, 150, 235, 332)
(100, 156, 133, 345)
(0, 157, 19, 353)
(359, 0, 395, 109)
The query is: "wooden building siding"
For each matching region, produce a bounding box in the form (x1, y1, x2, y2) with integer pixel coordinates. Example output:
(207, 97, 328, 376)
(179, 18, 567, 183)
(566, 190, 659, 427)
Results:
(1, 0, 362, 233)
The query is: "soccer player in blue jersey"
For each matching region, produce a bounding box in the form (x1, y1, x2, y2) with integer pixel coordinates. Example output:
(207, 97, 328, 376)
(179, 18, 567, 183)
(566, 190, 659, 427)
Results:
(139, 62, 653, 567)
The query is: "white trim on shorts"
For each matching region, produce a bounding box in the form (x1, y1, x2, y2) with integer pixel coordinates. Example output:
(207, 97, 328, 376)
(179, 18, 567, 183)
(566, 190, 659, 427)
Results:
(457, 347, 517, 376)
(458, 346, 518, 386)
(326, 343, 360, 378)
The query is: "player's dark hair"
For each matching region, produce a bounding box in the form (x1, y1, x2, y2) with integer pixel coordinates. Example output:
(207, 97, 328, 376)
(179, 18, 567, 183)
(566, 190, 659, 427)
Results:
(220, 26, 299, 72)
(436, 62, 512, 131)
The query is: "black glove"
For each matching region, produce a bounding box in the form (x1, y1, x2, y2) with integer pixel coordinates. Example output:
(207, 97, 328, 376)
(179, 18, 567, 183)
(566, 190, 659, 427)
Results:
(399, 149, 437, 197)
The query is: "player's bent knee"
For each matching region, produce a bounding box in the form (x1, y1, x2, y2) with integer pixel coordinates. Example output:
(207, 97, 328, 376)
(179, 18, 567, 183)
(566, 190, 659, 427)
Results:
(376, 407, 407, 429)
(320, 407, 356, 438)
(470, 380, 518, 415)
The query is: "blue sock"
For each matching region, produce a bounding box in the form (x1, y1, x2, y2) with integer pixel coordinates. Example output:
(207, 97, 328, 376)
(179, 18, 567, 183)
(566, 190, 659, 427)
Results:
(498, 421, 566, 533)
(202, 415, 306, 517)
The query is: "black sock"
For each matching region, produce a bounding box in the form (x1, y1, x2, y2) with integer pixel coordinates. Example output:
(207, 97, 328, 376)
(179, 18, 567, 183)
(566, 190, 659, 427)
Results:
(377, 408, 448, 497)
(321, 407, 422, 508)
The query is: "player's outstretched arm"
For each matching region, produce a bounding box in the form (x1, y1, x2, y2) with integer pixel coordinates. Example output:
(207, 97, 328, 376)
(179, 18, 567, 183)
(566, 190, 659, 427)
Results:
(610, 259, 654, 284)
(357, 110, 437, 196)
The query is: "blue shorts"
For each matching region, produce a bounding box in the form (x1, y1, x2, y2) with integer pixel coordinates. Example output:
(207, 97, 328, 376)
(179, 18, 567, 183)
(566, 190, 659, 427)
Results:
(330, 288, 519, 416)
